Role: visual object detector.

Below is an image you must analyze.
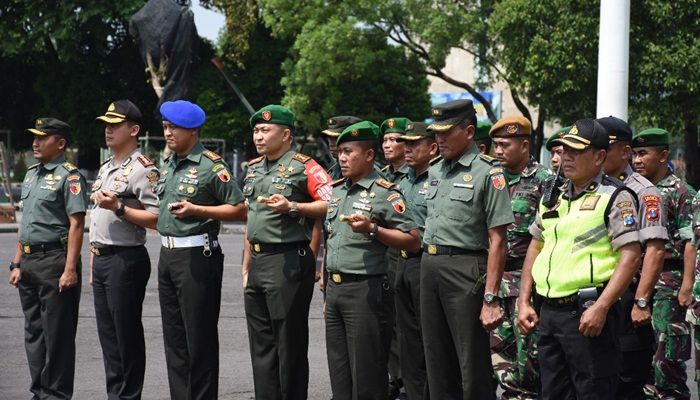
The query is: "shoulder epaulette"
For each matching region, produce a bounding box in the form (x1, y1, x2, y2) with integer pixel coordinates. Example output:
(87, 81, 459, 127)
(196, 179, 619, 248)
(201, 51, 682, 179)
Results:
(429, 155, 443, 165)
(479, 154, 497, 164)
(137, 154, 154, 167)
(203, 150, 222, 162)
(375, 178, 395, 189)
(331, 178, 347, 187)
(100, 157, 112, 167)
(28, 162, 40, 170)
(61, 162, 78, 172)
(292, 153, 311, 163)
(380, 165, 390, 172)
(248, 156, 264, 166)
(163, 155, 171, 163)
(602, 174, 624, 188)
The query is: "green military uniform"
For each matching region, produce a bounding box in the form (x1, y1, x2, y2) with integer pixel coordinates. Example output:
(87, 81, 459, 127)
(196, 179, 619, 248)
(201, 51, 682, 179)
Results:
(394, 122, 434, 400)
(244, 105, 332, 400)
(632, 128, 696, 399)
(488, 116, 550, 399)
(17, 118, 88, 399)
(324, 121, 417, 400)
(421, 100, 515, 399)
(156, 100, 244, 400)
(691, 191, 700, 395)
(531, 119, 640, 399)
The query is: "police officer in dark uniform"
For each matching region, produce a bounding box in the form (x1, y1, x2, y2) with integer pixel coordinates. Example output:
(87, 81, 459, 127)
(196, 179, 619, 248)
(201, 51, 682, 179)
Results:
(90, 100, 160, 399)
(421, 99, 514, 399)
(518, 119, 642, 399)
(156, 100, 247, 400)
(324, 120, 420, 400)
(242, 104, 332, 399)
(9, 118, 88, 399)
(321, 116, 362, 180)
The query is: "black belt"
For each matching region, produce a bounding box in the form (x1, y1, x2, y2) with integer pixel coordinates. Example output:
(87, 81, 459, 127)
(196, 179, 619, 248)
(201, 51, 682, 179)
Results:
(505, 258, 524, 272)
(327, 272, 385, 284)
(90, 244, 143, 257)
(422, 244, 487, 256)
(662, 259, 684, 272)
(21, 242, 63, 254)
(250, 241, 309, 254)
(400, 249, 423, 259)
(541, 293, 579, 308)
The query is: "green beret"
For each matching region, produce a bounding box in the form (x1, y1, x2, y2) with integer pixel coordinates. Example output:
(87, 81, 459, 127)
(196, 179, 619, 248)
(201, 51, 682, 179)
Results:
(250, 104, 295, 128)
(546, 126, 571, 151)
(380, 117, 411, 135)
(337, 121, 379, 144)
(632, 128, 670, 148)
(475, 120, 492, 141)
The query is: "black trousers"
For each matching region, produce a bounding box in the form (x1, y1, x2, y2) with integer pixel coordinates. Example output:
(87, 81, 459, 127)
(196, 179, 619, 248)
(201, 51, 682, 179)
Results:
(19, 249, 81, 400)
(538, 302, 621, 400)
(386, 249, 401, 390)
(325, 274, 394, 400)
(93, 245, 150, 400)
(420, 252, 494, 400)
(158, 246, 223, 400)
(244, 245, 315, 400)
(395, 256, 428, 400)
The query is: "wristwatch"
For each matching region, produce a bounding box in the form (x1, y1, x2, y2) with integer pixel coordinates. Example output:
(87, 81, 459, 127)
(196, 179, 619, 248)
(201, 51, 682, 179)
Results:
(368, 223, 379, 240)
(9, 262, 20, 271)
(634, 297, 649, 309)
(483, 292, 499, 304)
(115, 202, 126, 218)
(288, 202, 299, 218)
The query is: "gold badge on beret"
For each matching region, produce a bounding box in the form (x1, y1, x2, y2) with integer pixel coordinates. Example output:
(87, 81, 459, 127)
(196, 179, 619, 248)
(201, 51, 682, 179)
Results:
(262, 110, 272, 121)
(351, 129, 360, 137)
(506, 124, 518, 135)
(387, 119, 395, 128)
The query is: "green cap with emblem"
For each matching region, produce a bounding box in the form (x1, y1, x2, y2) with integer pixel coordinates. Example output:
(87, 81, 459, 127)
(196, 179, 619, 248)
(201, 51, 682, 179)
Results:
(27, 117, 71, 141)
(396, 122, 433, 142)
(545, 126, 571, 151)
(380, 117, 411, 135)
(475, 120, 493, 141)
(427, 99, 476, 132)
(322, 115, 362, 138)
(337, 121, 379, 144)
(631, 128, 670, 148)
(250, 104, 295, 128)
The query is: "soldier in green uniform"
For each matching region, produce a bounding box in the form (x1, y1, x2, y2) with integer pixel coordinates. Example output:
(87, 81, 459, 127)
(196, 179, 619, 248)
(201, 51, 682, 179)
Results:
(394, 122, 439, 399)
(324, 120, 420, 400)
(242, 104, 332, 400)
(488, 115, 550, 399)
(156, 100, 247, 400)
(517, 119, 642, 399)
(421, 99, 514, 399)
(597, 116, 668, 399)
(8, 118, 88, 399)
(320, 115, 362, 180)
(691, 191, 700, 396)
(631, 128, 696, 399)
(90, 100, 160, 400)
(545, 126, 569, 171)
(475, 119, 494, 155)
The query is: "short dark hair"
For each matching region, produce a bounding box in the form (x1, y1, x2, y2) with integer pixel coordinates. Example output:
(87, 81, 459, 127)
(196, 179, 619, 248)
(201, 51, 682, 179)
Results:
(356, 140, 378, 156)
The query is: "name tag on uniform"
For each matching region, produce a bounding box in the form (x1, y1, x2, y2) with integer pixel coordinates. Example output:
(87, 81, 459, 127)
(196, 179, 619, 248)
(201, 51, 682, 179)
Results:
(579, 195, 600, 211)
(452, 183, 473, 189)
(272, 177, 292, 185)
(179, 177, 199, 185)
(430, 180, 439, 186)
(352, 202, 372, 212)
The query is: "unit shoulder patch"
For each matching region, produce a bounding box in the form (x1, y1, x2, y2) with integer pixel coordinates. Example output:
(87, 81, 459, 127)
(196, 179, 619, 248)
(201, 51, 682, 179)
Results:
(61, 162, 78, 172)
(202, 150, 222, 162)
(292, 153, 312, 163)
(137, 154, 154, 167)
(247, 156, 264, 166)
(375, 178, 395, 189)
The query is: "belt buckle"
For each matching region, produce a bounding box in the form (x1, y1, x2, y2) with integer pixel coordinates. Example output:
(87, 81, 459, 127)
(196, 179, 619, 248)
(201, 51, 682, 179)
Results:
(331, 273, 341, 283)
(91, 247, 101, 256)
(400, 250, 408, 259)
(23, 245, 31, 254)
(427, 244, 437, 255)
(253, 243, 261, 253)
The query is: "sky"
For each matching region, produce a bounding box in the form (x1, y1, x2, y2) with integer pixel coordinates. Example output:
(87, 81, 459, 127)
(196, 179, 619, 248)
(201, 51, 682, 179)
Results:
(191, 1, 226, 42)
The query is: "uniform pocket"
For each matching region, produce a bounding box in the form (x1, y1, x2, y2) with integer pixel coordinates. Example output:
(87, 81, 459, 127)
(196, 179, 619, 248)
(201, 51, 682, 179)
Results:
(268, 184, 293, 197)
(446, 187, 474, 221)
(664, 321, 691, 361)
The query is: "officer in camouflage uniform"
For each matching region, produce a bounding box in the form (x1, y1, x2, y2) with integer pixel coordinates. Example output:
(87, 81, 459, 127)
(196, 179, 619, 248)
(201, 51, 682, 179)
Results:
(156, 100, 247, 400)
(394, 122, 439, 399)
(631, 128, 696, 399)
(488, 116, 550, 399)
(475, 119, 493, 155)
(243, 104, 332, 400)
(8, 118, 88, 399)
(320, 116, 362, 180)
(545, 126, 568, 172)
(691, 191, 700, 396)
(324, 120, 420, 400)
(597, 116, 668, 399)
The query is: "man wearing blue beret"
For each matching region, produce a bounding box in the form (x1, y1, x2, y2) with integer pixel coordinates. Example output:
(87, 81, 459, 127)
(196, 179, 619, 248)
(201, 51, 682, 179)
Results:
(155, 100, 247, 399)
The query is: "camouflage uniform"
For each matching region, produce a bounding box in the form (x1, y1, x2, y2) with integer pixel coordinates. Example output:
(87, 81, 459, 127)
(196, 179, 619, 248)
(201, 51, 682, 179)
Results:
(491, 156, 550, 399)
(691, 191, 700, 395)
(645, 172, 696, 399)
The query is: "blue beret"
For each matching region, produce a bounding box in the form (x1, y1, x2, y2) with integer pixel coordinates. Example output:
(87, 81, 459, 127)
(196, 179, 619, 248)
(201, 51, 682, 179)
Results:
(160, 100, 206, 129)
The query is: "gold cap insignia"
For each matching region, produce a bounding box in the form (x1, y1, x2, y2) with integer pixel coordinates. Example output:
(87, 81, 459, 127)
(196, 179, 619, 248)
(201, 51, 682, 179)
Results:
(351, 129, 360, 137)
(569, 126, 579, 135)
(108, 103, 116, 111)
(506, 124, 518, 134)
(387, 119, 395, 128)
(262, 110, 272, 121)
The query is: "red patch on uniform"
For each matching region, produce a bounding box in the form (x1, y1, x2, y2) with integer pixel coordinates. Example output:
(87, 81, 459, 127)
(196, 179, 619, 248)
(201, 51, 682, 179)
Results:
(491, 174, 506, 190)
(642, 194, 660, 222)
(391, 198, 406, 213)
(305, 160, 333, 201)
(67, 175, 80, 181)
(216, 170, 231, 183)
(69, 182, 81, 195)
(643, 194, 660, 206)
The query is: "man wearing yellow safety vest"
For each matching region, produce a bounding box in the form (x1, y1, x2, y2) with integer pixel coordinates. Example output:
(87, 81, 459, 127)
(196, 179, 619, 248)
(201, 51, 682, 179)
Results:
(517, 118, 642, 399)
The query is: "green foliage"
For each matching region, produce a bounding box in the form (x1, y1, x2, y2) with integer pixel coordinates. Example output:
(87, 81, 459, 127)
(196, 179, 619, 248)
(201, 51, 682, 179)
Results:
(199, 0, 258, 67)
